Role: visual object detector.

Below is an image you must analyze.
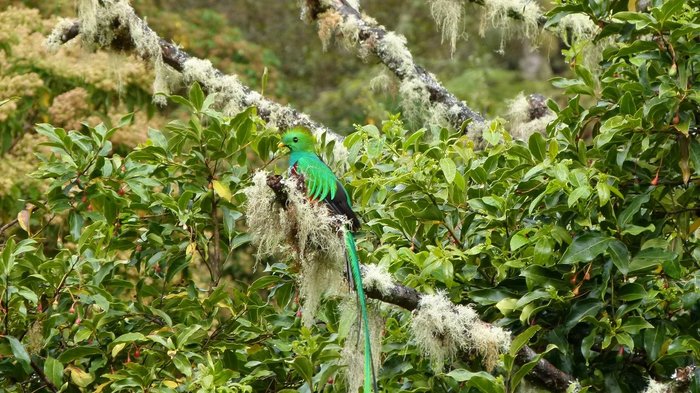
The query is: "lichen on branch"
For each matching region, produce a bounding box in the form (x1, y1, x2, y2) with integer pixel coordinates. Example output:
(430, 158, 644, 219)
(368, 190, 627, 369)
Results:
(304, 0, 486, 140)
(411, 292, 510, 370)
(244, 171, 348, 325)
(47, 0, 349, 161)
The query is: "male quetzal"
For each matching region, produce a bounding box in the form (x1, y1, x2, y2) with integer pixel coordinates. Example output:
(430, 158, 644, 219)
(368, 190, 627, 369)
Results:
(278, 126, 377, 393)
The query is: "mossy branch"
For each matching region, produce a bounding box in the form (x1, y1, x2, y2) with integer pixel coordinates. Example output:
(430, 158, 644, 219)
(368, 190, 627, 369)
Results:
(264, 174, 575, 392)
(49, 14, 345, 144)
(305, 0, 486, 138)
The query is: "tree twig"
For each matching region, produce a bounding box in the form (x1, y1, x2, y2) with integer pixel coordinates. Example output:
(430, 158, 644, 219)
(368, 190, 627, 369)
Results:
(0, 218, 19, 237)
(30, 359, 58, 393)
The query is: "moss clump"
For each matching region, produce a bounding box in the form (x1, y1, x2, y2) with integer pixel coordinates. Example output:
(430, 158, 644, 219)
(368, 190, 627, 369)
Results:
(411, 292, 510, 370)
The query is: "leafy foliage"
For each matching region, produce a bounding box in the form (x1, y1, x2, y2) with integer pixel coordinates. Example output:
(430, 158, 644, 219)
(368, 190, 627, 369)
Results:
(1, 1, 700, 393)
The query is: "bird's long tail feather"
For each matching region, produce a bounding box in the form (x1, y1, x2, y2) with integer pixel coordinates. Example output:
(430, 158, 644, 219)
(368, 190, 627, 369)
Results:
(343, 229, 378, 393)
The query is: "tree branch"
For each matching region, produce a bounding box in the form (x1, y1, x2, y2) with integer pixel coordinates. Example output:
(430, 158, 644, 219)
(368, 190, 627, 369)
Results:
(265, 174, 575, 392)
(306, 0, 486, 138)
(50, 16, 346, 145)
(0, 218, 18, 237)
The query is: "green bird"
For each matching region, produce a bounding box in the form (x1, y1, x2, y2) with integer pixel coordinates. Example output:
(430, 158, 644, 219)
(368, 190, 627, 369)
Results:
(278, 127, 377, 393)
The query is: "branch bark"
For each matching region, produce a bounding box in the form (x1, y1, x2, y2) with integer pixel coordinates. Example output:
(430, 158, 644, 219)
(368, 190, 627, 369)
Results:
(265, 174, 575, 392)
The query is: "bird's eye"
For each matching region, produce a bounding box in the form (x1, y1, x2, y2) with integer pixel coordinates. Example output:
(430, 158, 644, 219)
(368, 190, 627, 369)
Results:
(293, 137, 299, 143)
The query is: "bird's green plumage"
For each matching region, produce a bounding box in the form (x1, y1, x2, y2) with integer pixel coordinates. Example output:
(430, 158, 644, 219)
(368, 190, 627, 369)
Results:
(280, 127, 376, 392)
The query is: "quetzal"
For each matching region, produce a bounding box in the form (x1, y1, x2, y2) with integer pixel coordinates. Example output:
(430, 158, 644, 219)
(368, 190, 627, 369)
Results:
(278, 127, 377, 393)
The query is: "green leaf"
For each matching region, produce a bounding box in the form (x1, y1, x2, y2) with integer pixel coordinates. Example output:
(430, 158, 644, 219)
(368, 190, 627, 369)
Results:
(510, 233, 529, 251)
(607, 240, 630, 275)
(533, 237, 553, 266)
(57, 346, 103, 363)
(74, 327, 92, 343)
(560, 233, 611, 265)
(68, 365, 94, 387)
(548, 139, 559, 160)
(116, 112, 134, 130)
(689, 139, 700, 176)
(446, 370, 505, 393)
(511, 344, 557, 391)
(167, 95, 195, 110)
(662, 258, 682, 279)
(176, 325, 202, 348)
(612, 11, 657, 29)
(618, 283, 647, 301)
(574, 65, 595, 89)
(188, 82, 205, 111)
(509, 325, 541, 356)
(212, 180, 232, 202)
(113, 332, 147, 344)
(616, 332, 634, 350)
(596, 181, 610, 206)
(173, 353, 192, 376)
(621, 317, 654, 334)
(617, 193, 649, 228)
(521, 265, 567, 290)
(644, 325, 666, 361)
(621, 224, 655, 236)
(659, 0, 685, 21)
(44, 357, 64, 387)
(148, 127, 169, 149)
(111, 342, 127, 358)
(567, 186, 591, 207)
(528, 132, 546, 162)
(439, 157, 457, 183)
(291, 356, 314, 387)
(629, 249, 675, 273)
(6, 336, 31, 372)
(618, 92, 636, 115)
(565, 299, 603, 330)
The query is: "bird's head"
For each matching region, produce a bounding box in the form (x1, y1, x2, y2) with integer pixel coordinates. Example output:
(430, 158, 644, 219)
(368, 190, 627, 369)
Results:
(278, 126, 315, 153)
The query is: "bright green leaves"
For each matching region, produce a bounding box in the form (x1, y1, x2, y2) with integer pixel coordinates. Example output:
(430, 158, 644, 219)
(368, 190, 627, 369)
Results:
(560, 233, 611, 265)
(5, 89, 293, 392)
(291, 356, 314, 387)
(439, 157, 456, 183)
(43, 357, 64, 388)
(445, 369, 505, 393)
(551, 65, 597, 97)
(628, 248, 676, 273)
(5, 336, 31, 373)
(608, 240, 630, 275)
(528, 132, 547, 162)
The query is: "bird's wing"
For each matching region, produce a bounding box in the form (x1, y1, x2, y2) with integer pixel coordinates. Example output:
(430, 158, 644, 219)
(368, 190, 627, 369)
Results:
(296, 155, 338, 201)
(296, 155, 361, 231)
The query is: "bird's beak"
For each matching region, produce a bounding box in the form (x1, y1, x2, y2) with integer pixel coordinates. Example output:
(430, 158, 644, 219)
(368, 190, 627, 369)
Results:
(278, 142, 287, 149)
